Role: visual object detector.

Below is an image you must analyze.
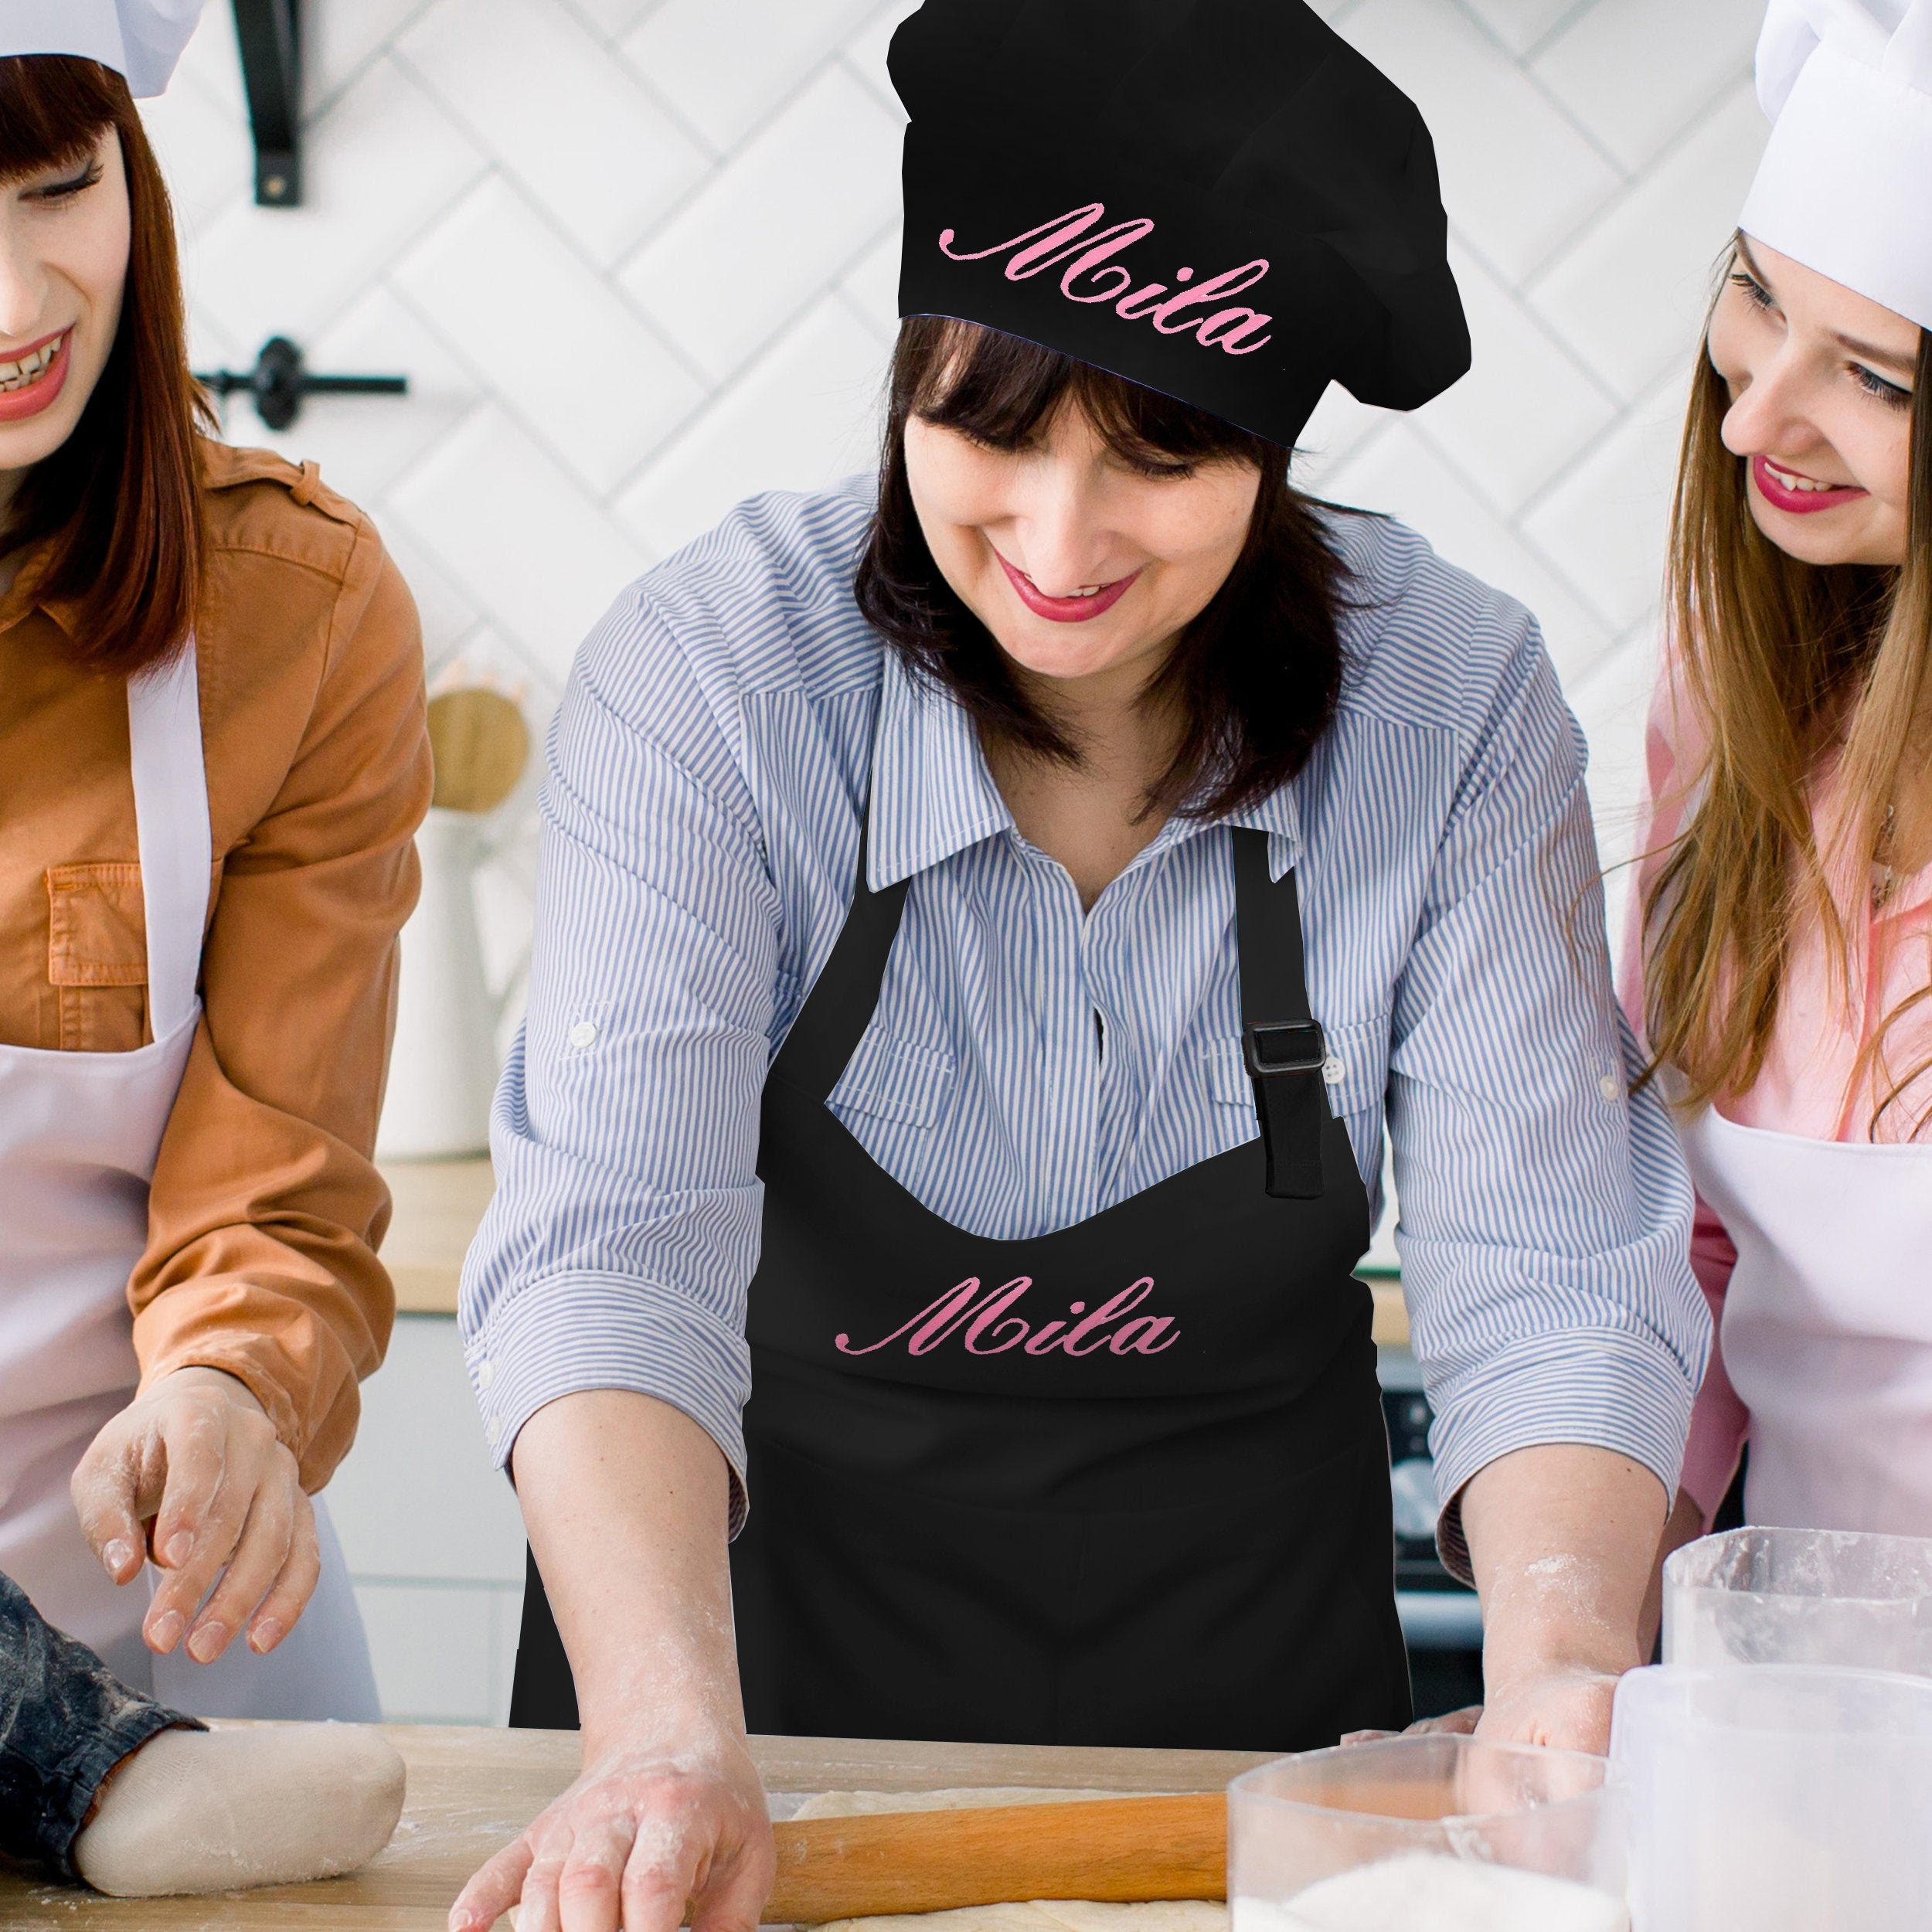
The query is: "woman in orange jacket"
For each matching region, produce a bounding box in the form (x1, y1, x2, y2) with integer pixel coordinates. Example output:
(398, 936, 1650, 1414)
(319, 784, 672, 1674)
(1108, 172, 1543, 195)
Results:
(0, 7, 430, 1716)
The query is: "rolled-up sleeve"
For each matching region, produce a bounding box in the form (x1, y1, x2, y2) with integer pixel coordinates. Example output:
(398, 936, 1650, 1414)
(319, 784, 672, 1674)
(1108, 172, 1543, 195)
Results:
(461, 590, 782, 1526)
(1388, 619, 1709, 1577)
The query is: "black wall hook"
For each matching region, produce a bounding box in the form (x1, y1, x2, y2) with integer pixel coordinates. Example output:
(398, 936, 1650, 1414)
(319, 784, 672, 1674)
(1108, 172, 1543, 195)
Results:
(196, 337, 409, 430)
(232, 0, 301, 207)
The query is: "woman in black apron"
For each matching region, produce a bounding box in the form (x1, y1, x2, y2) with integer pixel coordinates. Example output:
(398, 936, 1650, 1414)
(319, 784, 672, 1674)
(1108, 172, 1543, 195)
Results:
(452, 5, 1706, 1928)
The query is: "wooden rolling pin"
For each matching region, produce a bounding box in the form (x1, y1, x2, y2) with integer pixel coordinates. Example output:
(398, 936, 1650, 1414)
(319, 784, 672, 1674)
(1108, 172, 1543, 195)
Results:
(764, 1793, 1227, 1923)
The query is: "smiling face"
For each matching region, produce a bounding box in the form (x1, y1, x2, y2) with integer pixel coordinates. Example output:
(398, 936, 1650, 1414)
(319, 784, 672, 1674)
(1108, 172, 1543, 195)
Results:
(1707, 235, 1920, 568)
(903, 401, 1261, 702)
(0, 129, 130, 522)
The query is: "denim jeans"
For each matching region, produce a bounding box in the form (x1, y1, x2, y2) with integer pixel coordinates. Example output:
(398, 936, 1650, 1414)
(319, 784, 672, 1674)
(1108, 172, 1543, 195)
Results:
(0, 1571, 200, 1881)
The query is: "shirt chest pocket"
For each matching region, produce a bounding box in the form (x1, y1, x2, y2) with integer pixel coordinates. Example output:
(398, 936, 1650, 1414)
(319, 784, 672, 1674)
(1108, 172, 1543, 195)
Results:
(828, 1029, 956, 1131)
(1202, 1012, 1389, 1121)
(45, 864, 149, 1053)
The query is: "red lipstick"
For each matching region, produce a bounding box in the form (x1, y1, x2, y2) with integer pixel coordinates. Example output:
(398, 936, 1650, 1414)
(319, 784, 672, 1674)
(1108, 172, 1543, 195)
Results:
(996, 552, 1142, 624)
(1751, 454, 1869, 516)
(0, 329, 71, 426)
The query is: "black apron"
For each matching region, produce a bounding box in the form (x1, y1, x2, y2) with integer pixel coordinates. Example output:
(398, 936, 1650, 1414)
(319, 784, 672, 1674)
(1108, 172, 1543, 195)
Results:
(511, 824, 1410, 1750)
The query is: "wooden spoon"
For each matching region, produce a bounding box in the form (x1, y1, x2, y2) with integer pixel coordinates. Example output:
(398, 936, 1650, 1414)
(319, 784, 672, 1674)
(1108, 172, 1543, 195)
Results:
(763, 1792, 1227, 1923)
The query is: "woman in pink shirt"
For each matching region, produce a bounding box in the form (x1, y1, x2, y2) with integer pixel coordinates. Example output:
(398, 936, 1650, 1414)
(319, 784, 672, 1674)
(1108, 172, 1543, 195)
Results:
(1629, 0, 1932, 1554)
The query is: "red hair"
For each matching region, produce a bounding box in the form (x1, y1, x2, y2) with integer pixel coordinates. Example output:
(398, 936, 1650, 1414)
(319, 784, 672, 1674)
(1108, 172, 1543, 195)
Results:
(0, 55, 209, 673)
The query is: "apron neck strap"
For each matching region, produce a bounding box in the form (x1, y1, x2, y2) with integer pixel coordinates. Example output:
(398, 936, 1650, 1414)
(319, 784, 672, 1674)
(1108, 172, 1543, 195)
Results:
(127, 640, 210, 1041)
(1230, 826, 1328, 1200)
(770, 804, 910, 1102)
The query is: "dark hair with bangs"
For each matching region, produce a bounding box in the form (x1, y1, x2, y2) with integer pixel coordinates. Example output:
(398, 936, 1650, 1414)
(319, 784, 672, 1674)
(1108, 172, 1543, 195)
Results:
(855, 317, 1350, 821)
(0, 55, 209, 674)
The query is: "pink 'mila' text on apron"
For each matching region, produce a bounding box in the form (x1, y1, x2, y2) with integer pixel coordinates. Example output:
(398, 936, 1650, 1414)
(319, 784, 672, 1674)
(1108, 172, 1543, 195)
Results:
(836, 1277, 1181, 1359)
(937, 204, 1274, 355)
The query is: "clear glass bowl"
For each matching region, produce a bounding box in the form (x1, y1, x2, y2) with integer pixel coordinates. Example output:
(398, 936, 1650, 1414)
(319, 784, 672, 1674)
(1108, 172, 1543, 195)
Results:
(1227, 1735, 1627, 1930)
(1663, 1526, 1932, 1673)
(1611, 1662, 1932, 1931)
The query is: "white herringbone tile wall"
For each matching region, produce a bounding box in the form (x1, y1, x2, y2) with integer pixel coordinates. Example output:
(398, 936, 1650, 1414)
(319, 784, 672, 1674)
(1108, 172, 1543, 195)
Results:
(135, 0, 1770, 1719)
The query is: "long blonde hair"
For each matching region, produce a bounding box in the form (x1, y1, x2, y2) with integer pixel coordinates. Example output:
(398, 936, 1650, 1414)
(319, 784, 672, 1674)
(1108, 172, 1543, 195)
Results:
(1642, 250, 1932, 1135)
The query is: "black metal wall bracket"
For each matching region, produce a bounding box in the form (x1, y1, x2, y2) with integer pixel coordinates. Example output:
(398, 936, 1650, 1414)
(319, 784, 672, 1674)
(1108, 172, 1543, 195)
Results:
(232, 0, 301, 206)
(196, 338, 409, 430)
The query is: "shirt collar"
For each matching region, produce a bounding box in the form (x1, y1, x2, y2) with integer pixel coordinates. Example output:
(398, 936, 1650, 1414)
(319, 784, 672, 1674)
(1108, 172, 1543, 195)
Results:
(867, 648, 1015, 889)
(866, 646, 1311, 888)
(0, 543, 73, 643)
(1223, 781, 1305, 878)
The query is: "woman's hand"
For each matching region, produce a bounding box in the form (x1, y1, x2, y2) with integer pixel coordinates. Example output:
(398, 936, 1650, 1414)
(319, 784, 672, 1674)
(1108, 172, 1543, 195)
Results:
(451, 1728, 773, 1932)
(70, 1366, 318, 1662)
(1474, 1666, 1618, 1753)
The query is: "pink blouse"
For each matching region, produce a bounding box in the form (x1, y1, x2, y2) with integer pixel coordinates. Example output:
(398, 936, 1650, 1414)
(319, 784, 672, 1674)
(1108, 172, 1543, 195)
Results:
(1621, 659, 1932, 1521)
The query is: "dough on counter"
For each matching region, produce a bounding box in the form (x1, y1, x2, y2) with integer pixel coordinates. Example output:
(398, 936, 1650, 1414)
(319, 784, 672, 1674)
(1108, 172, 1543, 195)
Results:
(71, 1720, 406, 1898)
(817, 1898, 1228, 1932)
(793, 1787, 1228, 1932)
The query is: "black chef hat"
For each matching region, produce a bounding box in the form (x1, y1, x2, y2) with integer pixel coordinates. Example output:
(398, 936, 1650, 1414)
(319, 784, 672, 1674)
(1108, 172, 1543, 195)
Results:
(889, 0, 1470, 451)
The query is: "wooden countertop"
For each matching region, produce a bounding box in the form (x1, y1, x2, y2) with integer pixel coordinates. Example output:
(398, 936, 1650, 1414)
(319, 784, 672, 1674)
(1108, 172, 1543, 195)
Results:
(1, 1729, 1273, 1929)
(376, 1157, 1412, 1348)
(382, 1158, 494, 1315)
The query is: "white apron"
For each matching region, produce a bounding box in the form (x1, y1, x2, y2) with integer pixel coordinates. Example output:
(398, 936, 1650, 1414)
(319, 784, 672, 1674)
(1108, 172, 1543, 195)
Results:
(1681, 1102, 1932, 1533)
(0, 643, 379, 1718)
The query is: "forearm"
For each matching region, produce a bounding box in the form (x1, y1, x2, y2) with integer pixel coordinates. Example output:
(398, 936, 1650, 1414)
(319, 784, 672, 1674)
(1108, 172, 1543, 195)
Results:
(510, 1389, 744, 1760)
(1463, 1444, 1666, 1699)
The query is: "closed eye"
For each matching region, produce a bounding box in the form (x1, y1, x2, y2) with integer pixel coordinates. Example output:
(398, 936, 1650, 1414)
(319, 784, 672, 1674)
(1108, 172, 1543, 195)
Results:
(1852, 362, 1913, 411)
(25, 160, 103, 203)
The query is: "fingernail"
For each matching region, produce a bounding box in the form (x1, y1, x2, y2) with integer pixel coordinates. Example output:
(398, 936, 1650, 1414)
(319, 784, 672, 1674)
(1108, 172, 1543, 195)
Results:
(248, 1617, 284, 1655)
(102, 1539, 134, 1577)
(162, 1532, 193, 1568)
(148, 1610, 185, 1651)
(187, 1621, 228, 1663)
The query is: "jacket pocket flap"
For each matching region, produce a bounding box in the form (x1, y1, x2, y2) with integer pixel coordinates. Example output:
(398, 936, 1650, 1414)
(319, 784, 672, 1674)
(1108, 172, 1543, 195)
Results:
(46, 864, 147, 988)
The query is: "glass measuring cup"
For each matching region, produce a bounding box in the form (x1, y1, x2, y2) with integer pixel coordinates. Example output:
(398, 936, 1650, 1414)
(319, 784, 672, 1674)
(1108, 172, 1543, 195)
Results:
(1663, 1526, 1932, 1673)
(1611, 1662, 1932, 1931)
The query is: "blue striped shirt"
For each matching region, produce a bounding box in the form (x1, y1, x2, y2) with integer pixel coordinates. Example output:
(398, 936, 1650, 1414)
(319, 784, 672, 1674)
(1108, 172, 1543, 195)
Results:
(461, 476, 1708, 1558)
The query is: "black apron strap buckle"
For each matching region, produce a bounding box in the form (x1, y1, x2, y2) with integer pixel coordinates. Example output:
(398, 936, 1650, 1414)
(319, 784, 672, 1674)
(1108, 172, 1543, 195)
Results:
(1243, 1019, 1327, 1079)
(1244, 1020, 1328, 1200)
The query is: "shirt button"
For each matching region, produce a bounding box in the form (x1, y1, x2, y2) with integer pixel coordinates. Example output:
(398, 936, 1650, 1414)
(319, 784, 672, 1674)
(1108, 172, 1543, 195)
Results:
(568, 1019, 599, 1049)
(477, 1359, 495, 1390)
(1322, 1055, 1347, 1086)
(1599, 1073, 1621, 1102)
(486, 1417, 501, 1447)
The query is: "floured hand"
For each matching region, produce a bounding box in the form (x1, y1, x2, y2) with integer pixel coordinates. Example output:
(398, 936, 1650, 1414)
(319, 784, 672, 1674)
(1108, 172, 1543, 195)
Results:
(1475, 1667, 1620, 1755)
(70, 1366, 318, 1665)
(450, 1731, 772, 1932)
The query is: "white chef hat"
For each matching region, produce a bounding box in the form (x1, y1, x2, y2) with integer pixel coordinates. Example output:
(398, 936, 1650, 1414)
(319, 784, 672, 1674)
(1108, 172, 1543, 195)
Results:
(1740, 0, 1932, 332)
(0, 0, 203, 98)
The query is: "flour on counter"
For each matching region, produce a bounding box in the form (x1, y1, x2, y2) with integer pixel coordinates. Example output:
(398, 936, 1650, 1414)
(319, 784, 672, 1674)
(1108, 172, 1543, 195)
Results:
(817, 1900, 1227, 1932)
(1232, 1856, 1628, 1932)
